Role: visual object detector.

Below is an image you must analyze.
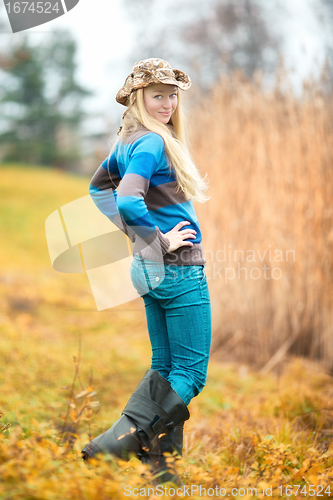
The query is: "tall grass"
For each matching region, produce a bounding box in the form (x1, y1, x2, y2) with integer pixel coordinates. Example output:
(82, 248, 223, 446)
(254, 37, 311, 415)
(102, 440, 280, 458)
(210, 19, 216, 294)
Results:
(191, 63, 333, 373)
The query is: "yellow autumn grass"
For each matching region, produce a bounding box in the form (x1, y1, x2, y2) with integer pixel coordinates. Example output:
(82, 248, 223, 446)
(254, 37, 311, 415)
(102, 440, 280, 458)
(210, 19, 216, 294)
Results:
(1, 64, 333, 497)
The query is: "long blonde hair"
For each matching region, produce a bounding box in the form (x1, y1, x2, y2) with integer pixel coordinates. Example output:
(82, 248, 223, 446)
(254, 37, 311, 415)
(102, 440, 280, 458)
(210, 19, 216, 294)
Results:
(110, 87, 210, 203)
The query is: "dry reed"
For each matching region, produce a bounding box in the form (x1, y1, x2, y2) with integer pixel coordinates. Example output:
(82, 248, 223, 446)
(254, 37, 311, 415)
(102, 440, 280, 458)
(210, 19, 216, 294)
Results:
(190, 61, 333, 373)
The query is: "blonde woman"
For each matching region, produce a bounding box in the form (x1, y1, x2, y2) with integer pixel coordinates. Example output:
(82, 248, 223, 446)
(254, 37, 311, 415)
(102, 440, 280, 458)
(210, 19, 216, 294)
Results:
(82, 58, 212, 485)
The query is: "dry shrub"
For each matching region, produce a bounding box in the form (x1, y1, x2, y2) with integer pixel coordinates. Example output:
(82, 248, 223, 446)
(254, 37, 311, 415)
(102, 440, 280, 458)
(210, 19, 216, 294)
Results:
(57, 337, 100, 449)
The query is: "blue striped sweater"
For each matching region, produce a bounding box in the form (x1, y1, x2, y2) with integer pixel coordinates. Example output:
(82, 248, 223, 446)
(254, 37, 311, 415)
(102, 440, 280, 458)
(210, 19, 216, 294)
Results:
(89, 127, 206, 266)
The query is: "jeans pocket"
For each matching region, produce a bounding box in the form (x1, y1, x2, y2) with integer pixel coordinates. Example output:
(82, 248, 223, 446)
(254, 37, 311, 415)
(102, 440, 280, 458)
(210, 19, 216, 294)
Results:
(130, 261, 147, 295)
(130, 261, 138, 286)
(131, 260, 165, 294)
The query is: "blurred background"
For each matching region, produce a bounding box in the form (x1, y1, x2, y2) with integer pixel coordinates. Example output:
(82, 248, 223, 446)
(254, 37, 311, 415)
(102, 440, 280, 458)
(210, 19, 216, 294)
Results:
(0, 0, 332, 374)
(1, 0, 332, 171)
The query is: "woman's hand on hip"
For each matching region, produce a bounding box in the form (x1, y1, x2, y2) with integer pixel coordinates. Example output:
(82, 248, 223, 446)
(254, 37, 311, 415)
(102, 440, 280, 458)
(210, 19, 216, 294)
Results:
(164, 221, 197, 253)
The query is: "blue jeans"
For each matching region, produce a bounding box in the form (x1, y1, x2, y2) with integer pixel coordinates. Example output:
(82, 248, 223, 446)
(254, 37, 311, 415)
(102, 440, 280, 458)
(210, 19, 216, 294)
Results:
(130, 255, 212, 406)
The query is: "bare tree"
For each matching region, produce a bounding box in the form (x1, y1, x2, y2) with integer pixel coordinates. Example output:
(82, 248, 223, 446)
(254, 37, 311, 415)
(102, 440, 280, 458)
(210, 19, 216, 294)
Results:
(123, 0, 281, 89)
(0, 1, 10, 34)
(314, 0, 333, 93)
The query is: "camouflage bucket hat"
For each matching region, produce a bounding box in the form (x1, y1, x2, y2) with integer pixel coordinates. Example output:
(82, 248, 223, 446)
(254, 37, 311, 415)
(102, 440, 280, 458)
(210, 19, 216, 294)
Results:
(116, 58, 191, 106)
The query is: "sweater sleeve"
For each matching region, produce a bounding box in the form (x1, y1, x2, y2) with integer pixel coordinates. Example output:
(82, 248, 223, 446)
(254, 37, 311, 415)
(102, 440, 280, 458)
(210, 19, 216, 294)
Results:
(116, 133, 170, 256)
(89, 151, 137, 243)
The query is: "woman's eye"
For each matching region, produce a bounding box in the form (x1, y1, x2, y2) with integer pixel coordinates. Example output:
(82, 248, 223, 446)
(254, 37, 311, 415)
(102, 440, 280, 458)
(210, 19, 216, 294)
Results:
(154, 95, 162, 99)
(170, 93, 177, 98)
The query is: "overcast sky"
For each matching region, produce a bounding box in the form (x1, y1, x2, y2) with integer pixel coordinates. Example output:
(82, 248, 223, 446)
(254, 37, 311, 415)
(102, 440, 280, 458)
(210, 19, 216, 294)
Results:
(0, 0, 330, 135)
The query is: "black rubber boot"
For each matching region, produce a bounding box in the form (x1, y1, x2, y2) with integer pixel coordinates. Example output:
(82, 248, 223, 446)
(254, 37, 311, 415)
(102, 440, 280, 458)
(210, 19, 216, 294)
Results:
(141, 422, 184, 485)
(81, 369, 190, 462)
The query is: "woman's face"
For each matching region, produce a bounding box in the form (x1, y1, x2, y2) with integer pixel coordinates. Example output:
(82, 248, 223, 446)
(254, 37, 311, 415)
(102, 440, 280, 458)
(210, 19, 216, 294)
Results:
(143, 83, 178, 124)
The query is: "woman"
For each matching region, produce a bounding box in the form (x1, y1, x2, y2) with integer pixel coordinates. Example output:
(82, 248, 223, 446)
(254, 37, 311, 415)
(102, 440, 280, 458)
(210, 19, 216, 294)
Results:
(82, 58, 212, 485)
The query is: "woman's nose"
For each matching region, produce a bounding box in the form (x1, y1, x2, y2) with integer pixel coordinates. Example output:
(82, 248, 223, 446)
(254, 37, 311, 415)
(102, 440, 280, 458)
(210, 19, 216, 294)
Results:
(162, 98, 172, 109)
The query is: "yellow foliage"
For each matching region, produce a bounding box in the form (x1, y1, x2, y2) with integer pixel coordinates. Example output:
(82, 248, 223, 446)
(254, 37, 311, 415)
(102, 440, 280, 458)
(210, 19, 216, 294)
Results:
(1, 69, 333, 499)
